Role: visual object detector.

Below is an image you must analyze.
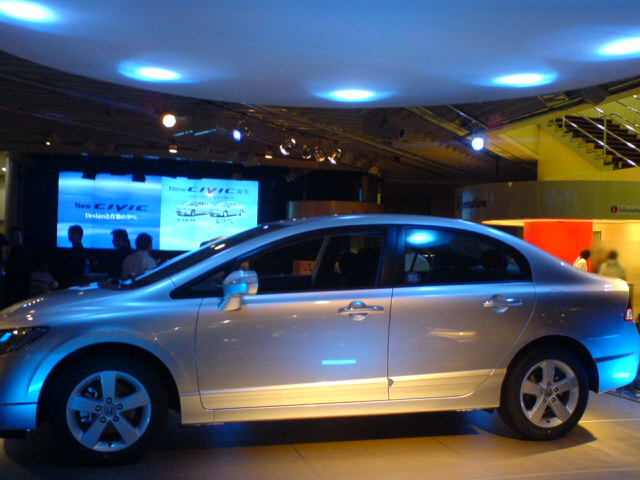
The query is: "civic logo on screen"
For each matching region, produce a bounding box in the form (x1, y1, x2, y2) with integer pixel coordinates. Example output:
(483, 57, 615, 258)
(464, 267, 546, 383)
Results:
(74, 203, 149, 212)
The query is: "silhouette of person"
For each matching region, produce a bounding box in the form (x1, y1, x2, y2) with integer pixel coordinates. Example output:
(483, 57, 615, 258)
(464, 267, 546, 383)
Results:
(121, 233, 158, 279)
(109, 229, 133, 279)
(30, 253, 58, 295)
(3, 227, 31, 307)
(60, 224, 87, 288)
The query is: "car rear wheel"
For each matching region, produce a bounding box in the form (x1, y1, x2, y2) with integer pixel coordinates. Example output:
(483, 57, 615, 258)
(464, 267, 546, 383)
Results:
(190, 209, 196, 216)
(498, 348, 588, 440)
(48, 355, 168, 465)
(222, 210, 228, 217)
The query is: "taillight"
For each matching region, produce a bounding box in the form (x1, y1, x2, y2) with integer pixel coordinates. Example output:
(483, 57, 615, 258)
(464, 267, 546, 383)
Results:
(626, 297, 634, 322)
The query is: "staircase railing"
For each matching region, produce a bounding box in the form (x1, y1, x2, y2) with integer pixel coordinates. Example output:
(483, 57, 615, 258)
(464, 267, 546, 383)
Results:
(560, 116, 639, 168)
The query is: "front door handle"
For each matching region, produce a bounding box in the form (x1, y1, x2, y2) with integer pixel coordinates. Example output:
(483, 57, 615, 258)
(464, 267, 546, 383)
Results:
(483, 295, 523, 313)
(338, 300, 385, 321)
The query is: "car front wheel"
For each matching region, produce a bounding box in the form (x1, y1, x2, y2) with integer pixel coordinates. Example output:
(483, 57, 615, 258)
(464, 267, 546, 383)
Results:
(48, 355, 168, 465)
(498, 348, 588, 440)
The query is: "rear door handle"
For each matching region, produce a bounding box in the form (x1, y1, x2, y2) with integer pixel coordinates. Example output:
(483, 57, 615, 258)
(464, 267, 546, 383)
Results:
(483, 295, 523, 313)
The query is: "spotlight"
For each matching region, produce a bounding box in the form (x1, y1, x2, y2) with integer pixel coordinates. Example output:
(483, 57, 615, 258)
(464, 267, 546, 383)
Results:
(162, 113, 177, 128)
(45, 139, 52, 146)
(279, 137, 296, 156)
(301, 144, 312, 160)
(169, 143, 178, 154)
(232, 122, 250, 142)
(328, 148, 342, 164)
(313, 146, 327, 163)
(265, 150, 273, 159)
(470, 135, 485, 151)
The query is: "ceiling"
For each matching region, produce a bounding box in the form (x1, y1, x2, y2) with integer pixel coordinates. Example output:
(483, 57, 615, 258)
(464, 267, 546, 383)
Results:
(1, 1, 640, 184)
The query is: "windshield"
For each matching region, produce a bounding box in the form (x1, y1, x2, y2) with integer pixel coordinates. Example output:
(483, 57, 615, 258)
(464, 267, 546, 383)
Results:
(102, 223, 287, 289)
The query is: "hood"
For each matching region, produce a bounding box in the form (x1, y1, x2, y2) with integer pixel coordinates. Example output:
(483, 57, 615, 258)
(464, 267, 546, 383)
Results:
(0, 284, 125, 329)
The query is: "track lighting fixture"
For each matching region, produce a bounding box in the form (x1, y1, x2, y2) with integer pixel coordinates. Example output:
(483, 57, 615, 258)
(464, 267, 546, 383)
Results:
(279, 136, 296, 156)
(328, 148, 342, 164)
(232, 122, 250, 142)
(265, 150, 273, 159)
(301, 144, 312, 160)
(313, 146, 327, 163)
(169, 143, 178, 154)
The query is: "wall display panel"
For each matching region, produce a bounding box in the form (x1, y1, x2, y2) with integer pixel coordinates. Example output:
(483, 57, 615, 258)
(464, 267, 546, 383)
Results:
(57, 172, 258, 251)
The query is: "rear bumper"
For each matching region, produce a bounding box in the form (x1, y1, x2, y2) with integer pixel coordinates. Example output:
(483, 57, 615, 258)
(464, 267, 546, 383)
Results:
(596, 352, 640, 392)
(0, 403, 37, 432)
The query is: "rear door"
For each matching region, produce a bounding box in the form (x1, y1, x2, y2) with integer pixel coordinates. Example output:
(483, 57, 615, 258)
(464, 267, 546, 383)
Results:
(388, 226, 536, 400)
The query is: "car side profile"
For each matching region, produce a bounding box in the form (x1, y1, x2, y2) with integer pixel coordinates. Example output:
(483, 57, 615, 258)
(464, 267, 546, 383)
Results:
(175, 200, 213, 216)
(0, 214, 638, 464)
(209, 201, 244, 217)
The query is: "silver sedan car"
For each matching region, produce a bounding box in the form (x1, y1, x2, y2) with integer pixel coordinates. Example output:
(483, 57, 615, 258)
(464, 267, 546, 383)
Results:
(0, 214, 638, 464)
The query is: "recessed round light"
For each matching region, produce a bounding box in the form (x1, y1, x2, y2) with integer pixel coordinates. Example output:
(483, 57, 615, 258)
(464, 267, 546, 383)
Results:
(493, 72, 556, 88)
(119, 62, 182, 83)
(0, 1, 56, 22)
(600, 38, 640, 56)
(162, 114, 177, 128)
(471, 136, 485, 151)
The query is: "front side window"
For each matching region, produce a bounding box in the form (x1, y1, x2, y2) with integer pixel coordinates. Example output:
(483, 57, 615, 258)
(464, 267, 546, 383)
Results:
(176, 230, 384, 297)
(401, 227, 531, 286)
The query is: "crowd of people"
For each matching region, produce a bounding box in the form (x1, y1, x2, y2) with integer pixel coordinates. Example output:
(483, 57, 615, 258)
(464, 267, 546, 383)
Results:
(0, 225, 158, 308)
(573, 247, 627, 280)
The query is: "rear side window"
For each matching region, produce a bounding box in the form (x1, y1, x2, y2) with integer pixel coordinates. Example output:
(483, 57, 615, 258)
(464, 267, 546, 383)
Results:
(401, 228, 531, 286)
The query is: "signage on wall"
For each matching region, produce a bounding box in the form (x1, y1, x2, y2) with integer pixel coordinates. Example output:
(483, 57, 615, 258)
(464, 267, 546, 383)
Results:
(57, 172, 259, 251)
(610, 205, 640, 214)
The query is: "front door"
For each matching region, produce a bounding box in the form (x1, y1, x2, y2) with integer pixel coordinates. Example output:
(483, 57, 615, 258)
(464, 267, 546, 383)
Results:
(194, 229, 392, 409)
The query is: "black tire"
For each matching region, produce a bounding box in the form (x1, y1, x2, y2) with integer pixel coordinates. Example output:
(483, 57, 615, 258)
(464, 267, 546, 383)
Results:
(498, 348, 588, 440)
(48, 355, 168, 465)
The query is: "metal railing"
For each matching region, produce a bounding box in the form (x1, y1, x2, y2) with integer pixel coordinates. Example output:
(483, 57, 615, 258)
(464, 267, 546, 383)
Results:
(560, 116, 638, 168)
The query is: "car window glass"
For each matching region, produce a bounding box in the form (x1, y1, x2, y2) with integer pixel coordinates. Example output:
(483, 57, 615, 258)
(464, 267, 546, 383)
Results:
(178, 231, 383, 297)
(402, 228, 531, 286)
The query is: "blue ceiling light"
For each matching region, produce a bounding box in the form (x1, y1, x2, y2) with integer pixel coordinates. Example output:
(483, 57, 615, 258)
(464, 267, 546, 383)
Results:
(492, 72, 557, 88)
(119, 62, 182, 83)
(0, 1, 56, 22)
(600, 38, 640, 56)
(471, 135, 486, 151)
(316, 89, 391, 103)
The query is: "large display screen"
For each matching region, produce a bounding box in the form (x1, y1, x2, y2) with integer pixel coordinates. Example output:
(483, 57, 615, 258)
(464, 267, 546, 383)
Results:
(57, 172, 259, 251)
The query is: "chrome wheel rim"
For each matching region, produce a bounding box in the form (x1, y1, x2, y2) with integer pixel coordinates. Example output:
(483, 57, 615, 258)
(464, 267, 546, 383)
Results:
(66, 370, 151, 452)
(519, 359, 580, 428)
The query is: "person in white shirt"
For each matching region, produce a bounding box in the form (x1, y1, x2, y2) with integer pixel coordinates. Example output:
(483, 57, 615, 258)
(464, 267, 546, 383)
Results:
(573, 248, 590, 271)
(121, 233, 158, 279)
(598, 249, 626, 280)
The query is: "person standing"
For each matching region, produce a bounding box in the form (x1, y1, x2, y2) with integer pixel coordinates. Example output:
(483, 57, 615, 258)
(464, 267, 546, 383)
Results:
(60, 224, 87, 288)
(108, 229, 133, 279)
(121, 233, 157, 279)
(598, 250, 626, 280)
(2, 227, 31, 307)
(573, 248, 590, 271)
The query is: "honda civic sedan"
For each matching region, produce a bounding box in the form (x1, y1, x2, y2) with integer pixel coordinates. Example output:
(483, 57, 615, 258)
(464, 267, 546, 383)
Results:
(209, 201, 244, 217)
(0, 214, 638, 464)
(175, 200, 213, 216)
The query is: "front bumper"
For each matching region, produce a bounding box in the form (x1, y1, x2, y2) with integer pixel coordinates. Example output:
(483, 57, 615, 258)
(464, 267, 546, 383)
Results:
(0, 402, 37, 432)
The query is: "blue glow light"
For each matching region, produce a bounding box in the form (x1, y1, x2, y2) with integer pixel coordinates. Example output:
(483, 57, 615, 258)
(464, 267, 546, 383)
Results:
(600, 38, 640, 56)
(232, 129, 242, 141)
(407, 231, 436, 246)
(0, 1, 56, 22)
(316, 89, 391, 103)
(0, 332, 11, 343)
(322, 359, 357, 366)
(492, 72, 557, 88)
(471, 136, 485, 151)
(119, 62, 182, 83)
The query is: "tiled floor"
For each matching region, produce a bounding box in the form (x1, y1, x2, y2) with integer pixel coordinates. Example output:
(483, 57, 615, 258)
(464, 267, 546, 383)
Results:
(1, 393, 639, 479)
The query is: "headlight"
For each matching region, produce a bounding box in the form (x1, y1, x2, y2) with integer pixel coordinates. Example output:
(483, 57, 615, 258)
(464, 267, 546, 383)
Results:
(0, 327, 48, 355)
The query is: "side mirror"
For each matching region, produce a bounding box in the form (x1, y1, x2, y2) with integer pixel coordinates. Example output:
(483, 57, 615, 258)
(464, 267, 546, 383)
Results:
(219, 269, 258, 311)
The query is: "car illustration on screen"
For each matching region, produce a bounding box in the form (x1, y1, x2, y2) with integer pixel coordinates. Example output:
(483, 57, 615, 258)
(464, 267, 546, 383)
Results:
(209, 201, 245, 217)
(175, 201, 214, 216)
(0, 214, 638, 465)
